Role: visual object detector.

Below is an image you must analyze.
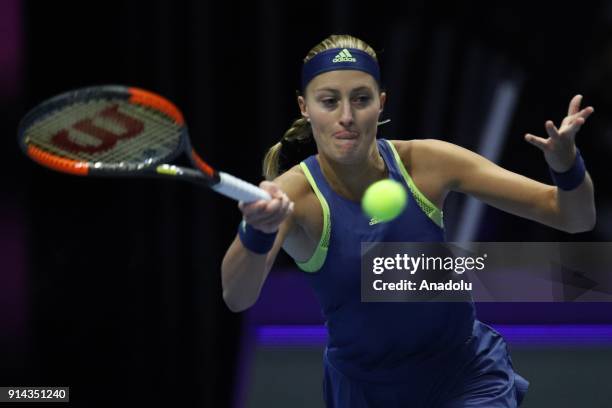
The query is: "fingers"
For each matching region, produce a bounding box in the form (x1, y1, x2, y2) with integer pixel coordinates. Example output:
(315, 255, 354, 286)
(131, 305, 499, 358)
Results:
(567, 95, 594, 121)
(238, 181, 294, 232)
(255, 180, 279, 198)
(524, 133, 549, 150)
(545, 121, 560, 139)
(255, 199, 294, 232)
(527, 95, 593, 152)
(240, 195, 286, 222)
(565, 107, 593, 125)
(568, 94, 582, 116)
(578, 106, 594, 120)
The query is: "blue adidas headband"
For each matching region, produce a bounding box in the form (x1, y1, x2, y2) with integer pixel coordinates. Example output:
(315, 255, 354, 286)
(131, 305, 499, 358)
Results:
(301, 47, 381, 91)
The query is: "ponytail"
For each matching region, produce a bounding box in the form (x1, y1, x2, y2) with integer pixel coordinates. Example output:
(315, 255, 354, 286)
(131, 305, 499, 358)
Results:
(263, 117, 317, 180)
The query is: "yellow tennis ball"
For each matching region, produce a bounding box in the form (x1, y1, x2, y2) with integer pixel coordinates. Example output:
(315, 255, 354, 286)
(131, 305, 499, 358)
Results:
(362, 179, 407, 222)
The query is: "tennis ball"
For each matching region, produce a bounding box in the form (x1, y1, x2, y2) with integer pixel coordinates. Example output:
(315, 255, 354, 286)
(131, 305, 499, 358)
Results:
(362, 179, 407, 222)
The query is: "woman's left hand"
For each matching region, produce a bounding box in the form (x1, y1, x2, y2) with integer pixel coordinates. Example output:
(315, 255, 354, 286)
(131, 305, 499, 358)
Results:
(524, 94, 594, 172)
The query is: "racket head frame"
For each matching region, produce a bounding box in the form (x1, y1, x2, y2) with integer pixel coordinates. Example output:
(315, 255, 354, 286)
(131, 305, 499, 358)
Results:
(17, 85, 205, 179)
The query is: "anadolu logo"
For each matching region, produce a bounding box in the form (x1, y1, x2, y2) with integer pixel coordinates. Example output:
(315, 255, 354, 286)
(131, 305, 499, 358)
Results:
(332, 49, 357, 63)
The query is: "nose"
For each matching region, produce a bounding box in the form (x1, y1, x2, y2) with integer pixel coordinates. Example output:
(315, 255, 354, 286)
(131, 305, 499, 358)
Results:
(339, 100, 354, 128)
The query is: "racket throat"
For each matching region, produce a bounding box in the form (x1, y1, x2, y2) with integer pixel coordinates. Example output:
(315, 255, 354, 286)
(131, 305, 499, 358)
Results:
(156, 164, 219, 186)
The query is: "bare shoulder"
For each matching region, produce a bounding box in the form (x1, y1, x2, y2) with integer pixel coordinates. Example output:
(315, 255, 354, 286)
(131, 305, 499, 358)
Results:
(388, 139, 467, 208)
(390, 139, 474, 174)
(388, 139, 413, 161)
(390, 138, 462, 160)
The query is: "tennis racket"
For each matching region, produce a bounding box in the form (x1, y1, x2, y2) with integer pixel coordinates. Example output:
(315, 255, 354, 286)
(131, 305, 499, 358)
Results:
(18, 85, 271, 202)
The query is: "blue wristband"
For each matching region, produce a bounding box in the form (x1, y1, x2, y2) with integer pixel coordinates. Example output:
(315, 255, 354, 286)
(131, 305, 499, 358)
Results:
(549, 148, 586, 191)
(238, 220, 277, 254)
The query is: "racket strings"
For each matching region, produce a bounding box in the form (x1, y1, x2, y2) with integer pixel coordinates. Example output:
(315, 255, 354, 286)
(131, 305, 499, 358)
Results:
(26, 100, 102, 152)
(28, 100, 179, 162)
(28, 100, 129, 160)
(25, 99, 182, 166)
(92, 102, 181, 165)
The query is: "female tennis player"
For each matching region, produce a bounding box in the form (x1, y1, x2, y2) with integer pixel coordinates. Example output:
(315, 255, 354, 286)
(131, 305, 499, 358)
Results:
(221, 34, 596, 407)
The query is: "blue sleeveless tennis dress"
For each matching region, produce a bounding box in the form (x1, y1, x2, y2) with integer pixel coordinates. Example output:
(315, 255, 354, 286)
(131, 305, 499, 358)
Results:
(297, 139, 529, 407)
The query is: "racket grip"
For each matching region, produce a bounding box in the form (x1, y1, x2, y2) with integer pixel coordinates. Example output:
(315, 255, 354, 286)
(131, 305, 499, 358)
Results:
(212, 172, 271, 202)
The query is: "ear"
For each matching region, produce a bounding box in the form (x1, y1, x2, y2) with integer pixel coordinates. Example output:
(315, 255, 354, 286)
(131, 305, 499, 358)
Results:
(297, 95, 309, 120)
(379, 92, 387, 113)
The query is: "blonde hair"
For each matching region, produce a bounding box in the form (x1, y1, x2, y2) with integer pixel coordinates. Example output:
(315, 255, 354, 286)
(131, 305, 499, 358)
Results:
(262, 34, 379, 180)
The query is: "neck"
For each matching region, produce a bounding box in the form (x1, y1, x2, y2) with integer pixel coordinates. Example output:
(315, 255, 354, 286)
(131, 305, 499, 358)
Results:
(317, 142, 387, 202)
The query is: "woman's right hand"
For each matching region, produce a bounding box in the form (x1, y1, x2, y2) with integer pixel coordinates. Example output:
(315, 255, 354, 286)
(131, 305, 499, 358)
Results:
(238, 181, 294, 234)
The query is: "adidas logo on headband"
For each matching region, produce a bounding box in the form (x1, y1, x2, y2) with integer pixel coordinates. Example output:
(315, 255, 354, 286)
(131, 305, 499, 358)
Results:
(332, 49, 357, 63)
(302, 47, 380, 90)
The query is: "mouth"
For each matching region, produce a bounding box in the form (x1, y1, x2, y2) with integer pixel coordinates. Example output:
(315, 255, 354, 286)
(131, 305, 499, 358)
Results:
(333, 130, 359, 140)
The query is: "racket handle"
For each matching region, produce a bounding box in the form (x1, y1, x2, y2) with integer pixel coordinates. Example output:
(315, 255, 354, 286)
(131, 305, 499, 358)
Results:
(212, 172, 271, 202)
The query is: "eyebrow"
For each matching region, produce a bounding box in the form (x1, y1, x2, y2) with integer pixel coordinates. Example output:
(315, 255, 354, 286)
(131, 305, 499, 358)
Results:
(313, 86, 374, 94)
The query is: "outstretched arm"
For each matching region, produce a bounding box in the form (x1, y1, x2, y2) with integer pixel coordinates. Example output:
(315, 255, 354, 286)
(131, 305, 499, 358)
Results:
(523, 94, 596, 232)
(221, 166, 313, 312)
(408, 95, 596, 233)
(221, 181, 294, 312)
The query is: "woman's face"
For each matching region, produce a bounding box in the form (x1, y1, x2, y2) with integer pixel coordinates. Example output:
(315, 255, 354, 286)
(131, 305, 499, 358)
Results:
(299, 70, 386, 164)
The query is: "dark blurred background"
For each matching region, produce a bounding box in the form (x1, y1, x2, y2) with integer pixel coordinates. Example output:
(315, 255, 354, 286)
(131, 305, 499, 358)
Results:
(2, 0, 612, 407)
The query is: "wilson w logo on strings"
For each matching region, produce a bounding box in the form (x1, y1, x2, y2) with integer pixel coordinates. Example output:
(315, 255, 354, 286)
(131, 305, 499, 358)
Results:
(51, 105, 145, 154)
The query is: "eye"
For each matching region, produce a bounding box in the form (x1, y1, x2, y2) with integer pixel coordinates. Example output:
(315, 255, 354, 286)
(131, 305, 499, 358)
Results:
(353, 95, 372, 105)
(321, 98, 337, 108)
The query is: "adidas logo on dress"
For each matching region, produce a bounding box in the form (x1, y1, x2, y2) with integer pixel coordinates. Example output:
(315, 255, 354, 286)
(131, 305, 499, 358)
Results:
(332, 49, 357, 63)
